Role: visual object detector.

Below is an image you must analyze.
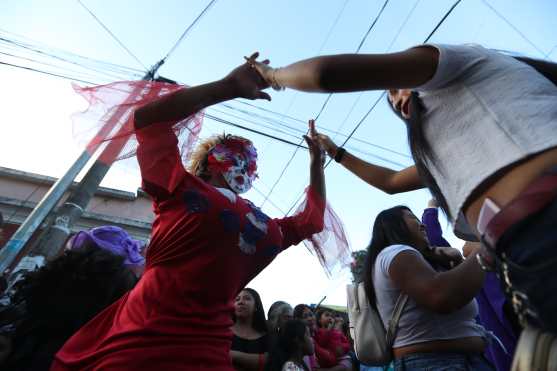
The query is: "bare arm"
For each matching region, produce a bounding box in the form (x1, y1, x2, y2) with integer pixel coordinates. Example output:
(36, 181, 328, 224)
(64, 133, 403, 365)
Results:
(340, 152, 423, 194)
(135, 53, 270, 129)
(314, 132, 423, 194)
(251, 47, 439, 93)
(306, 120, 326, 200)
(390, 249, 485, 314)
(135, 80, 238, 129)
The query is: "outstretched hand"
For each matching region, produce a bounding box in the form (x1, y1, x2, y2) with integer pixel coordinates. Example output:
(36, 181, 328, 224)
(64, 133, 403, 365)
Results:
(304, 119, 325, 166)
(244, 52, 283, 91)
(224, 52, 271, 101)
(311, 129, 339, 160)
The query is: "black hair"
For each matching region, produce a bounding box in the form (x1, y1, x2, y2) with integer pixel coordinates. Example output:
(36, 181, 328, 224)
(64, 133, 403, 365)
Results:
(388, 92, 452, 219)
(293, 304, 312, 320)
(234, 287, 268, 334)
(362, 206, 418, 308)
(2, 245, 137, 370)
(265, 319, 309, 371)
(315, 308, 333, 329)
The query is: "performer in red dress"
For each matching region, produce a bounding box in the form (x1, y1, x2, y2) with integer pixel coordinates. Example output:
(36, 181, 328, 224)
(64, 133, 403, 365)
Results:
(51, 55, 348, 370)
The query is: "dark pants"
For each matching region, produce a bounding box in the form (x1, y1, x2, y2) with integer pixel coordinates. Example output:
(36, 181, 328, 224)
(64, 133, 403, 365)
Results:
(394, 353, 494, 371)
(495, 195, 557, 332)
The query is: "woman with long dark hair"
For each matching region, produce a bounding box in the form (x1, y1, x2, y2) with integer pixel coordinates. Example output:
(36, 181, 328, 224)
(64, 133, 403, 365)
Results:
(231, 288, 269, 371)
(361, 205, 492, 370)
(247, 45, 557, 336)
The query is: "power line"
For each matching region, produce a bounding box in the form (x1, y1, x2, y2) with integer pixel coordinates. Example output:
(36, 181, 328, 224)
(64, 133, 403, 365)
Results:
(336, 0, 462, 162)
(284, 0, 463, 216)
(545, 44, 557, 59)
(0, 27, 145, 75)
(76, 0, 148, 70)
(161, 0, 218, 64)
(219, 102, 412, 159)
(257, 0, 353, 209)
(481, 0, 545, 57)
(0, 32, 142, 80)
(0, 60, 98, 85)
(355, 0, 390, 52)
(0, 51, 115, 83)
(0, 58, 319, 152)
(204, 113, 308, 149)
(260, 0, 391, 208)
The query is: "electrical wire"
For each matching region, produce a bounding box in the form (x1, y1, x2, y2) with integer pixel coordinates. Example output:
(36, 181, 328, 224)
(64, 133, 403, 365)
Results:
(76, 0, 148, 70)
(481, 0, 545, 57)
(284, 0, 463, 216)
(260, 0, 391, 208)
(161, 0, 218, 63)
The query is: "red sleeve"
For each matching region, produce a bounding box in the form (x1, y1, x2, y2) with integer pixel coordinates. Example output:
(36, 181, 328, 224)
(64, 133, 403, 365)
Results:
(313, 338, 337, 368)
(135, 121, 187, 202)
(330, 329, 350, 354)
(274, 187, 325, 249)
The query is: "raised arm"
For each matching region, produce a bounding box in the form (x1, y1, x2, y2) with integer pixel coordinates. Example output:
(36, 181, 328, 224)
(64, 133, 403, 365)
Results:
(315, 132, 423, 194)
(135, 53, 270, 129)
(248, 47, 439, 93)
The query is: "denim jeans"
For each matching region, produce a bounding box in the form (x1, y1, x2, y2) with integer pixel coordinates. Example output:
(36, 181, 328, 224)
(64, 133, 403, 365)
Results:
(495, 195, 557, 332)
(394, 353, 494, 371)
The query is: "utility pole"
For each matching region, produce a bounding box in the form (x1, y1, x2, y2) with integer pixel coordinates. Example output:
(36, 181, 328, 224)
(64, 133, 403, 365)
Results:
(0, 64, 165, 273)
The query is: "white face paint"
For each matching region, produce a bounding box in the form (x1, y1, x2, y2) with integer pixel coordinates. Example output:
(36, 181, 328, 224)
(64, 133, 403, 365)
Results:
(222, 154, 253, 194)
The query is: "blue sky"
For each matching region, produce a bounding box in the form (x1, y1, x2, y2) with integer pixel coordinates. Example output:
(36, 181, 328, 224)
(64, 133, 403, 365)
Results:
(1, 0, 556, 310)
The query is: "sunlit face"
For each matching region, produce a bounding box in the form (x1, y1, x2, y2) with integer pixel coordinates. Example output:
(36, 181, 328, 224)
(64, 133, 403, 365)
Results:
(388, 89, 412, 119)
(301, 307, 316, 330)
(319, 311, 334, 328)
(402, 209, 429, 249)
(222, 153, 253, 194)
(234, 290, 256, 319)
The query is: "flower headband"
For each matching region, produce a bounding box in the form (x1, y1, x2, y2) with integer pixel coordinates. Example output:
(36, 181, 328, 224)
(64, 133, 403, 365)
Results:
(206, 137, 258, 179)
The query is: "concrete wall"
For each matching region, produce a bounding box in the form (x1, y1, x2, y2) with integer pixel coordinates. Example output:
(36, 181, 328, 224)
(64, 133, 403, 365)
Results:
(0, 166, 154, 244)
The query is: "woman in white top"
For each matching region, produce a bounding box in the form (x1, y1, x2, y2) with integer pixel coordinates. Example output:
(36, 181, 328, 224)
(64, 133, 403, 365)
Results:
(363, 205, 492, 370)
(247, 44, 557, 334)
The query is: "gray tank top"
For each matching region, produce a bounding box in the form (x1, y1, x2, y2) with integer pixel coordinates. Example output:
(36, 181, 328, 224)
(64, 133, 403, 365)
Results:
(373, 244, 484, 348)
(415, 44, 557, 236)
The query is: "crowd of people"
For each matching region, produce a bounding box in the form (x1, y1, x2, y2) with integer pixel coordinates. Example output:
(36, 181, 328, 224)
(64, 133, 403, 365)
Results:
(0, 41, 555, 370)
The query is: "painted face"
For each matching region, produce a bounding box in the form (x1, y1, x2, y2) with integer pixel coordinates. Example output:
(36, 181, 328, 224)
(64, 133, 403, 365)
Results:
(222, 154, 253, 194)
(206, 139, 258, 194)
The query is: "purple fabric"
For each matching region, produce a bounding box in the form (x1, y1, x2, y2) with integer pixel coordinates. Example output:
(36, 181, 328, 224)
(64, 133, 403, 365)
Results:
(421, 208, 451, 247)
(476, 273, 517, 371)
(70, 226, 145, 267)
(421, 208, 517, 371)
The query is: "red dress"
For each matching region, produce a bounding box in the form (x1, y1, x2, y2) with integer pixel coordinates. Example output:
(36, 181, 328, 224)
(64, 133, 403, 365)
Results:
(51, 123, 324, 370)
(314, 328, 351, 367)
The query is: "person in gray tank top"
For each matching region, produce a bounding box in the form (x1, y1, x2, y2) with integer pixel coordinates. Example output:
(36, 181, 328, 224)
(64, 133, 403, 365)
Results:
(361, 205, 493, 370)
(247, 44, 557, 366)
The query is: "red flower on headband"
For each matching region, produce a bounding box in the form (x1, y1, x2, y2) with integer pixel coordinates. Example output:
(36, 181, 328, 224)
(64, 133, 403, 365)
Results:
(206, 138, 258, 178)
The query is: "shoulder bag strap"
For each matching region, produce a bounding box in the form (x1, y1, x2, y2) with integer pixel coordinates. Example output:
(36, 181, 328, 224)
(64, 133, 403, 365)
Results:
(385, 294, 409, 347)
